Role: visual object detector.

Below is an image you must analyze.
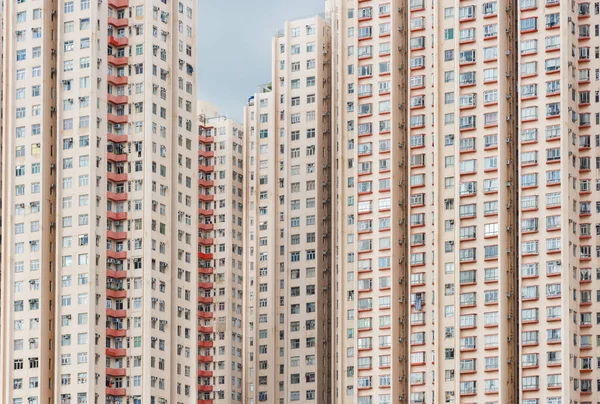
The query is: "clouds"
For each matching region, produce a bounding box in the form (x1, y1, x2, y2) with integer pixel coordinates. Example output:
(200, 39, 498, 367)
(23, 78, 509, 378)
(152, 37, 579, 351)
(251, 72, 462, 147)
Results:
(196, 0, 324, 121)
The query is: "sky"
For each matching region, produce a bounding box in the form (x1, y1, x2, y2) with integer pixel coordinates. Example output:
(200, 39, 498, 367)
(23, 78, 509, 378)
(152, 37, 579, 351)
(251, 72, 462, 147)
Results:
(196, 0, 325, 121)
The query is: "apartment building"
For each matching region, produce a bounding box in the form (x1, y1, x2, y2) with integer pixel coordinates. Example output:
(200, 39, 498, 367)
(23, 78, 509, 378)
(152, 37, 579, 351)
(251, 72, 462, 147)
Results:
(405, 0, 520, 401)
(0, 1, 198, 403)
(517, 0, 599, 401)
(328, 0, 521, 403)
(328, 1, 410, 403)
(197, 101, 245, 402)
(242, 15, 333, 404)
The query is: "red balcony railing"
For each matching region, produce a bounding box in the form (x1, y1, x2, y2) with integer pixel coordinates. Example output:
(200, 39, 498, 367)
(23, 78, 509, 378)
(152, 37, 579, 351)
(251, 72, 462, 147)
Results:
(106, 387, 126, 396)
(108, 36, 129, 47)
(107, 17, 129, 28)
(106, 250, 128, 260)
(106, 328, 127, 338)
(107, 211, 128, 221)
(107, 94, 129, 104)
(106, 308, 127, 318)
(108, 0, 129, 7)
(106, 368, 126, 377)
(107, 192, 128, 202)
(106, 289, 127, 299)
(198, 296, 214, 304)
(198, 252, 213, 260)
(107, 113, 128, 124)
(107, 55, 129, 66)
(106, 269, 127, 279)
(107, 152, 128, 163)
(107, 75, 128, 85)
(198, 311, 213, 319)
(106, 230, 128, 240)
(198, 194, 214, 202)
(107, 133, 128, 143)
(106, 348, 126, 357)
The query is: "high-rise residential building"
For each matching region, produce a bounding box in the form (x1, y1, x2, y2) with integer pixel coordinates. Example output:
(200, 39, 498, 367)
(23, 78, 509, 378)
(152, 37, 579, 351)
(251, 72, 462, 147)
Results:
(197, 101, 245, 403)
(517, 0, 595, 402)
(328, 0, 520, 402)
(197, 103, 217, 403)
(328, 0, 599, 402)
(402, 0, 520, 402)
(0, 1, 198, 403)
(1, 1, 599, 404)
(242, 14, 333, 404)
(328, 1, 411, 403)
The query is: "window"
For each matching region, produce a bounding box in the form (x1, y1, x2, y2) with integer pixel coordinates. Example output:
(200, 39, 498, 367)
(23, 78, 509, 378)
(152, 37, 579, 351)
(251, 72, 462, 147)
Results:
(520, 39, 538, 54)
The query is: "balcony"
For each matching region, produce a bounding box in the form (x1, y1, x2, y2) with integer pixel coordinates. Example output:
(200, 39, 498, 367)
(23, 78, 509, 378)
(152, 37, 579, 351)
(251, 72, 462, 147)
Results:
(107, 172, 128, 182)
(106, 230, 127, 240)
(198, 208, 214, 216)
(198, 223, 214, 231)
(198, 326, 213, 333)
(198, 282, 214, 290)
(198, 267, 214, 275)
(198, 369, 213, 378)
(106, 348, 127, 357)
(107, 113, 128, 124)
(198, 385, 213, 393)
(107, 133, 128, 143)
(198, 311, 213, 319)
(198, 149, 214, 158)
(198, 355, 213, 362)
(106, 289, 127, 299)
(106, 367, 126, 377)
(106, 328, 127, 338)
(198, 340, 214, 348)
(107, 75, 128, 86)
(107, 94, 129, 104)
(198, 252, 213, 260)
(108, 36, 129, 47)
(198, 194, 214, 202)
(107, 16, 129, 28)
(108, 0, 129, 7)
(106, 308, 127, 318)
(107, 55, 128, 66)
(199, 134, 215, 144)
(199, 164, 215, 173)
(106, 269, 127, 279)
(107, 191, 128, 202)
(107, 211, 127, 221)
(198, 238, 214, 246)
(106, 387, 127, 396)
(107, 152, 128, 163)
(106, 249, 128, 260)
(198, 179, 213, 188)
(198, 296, 214, 304)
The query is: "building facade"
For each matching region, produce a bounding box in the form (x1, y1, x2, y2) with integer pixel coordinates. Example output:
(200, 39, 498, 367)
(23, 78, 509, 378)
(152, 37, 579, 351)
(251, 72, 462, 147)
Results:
(0, 1, 198, 403)
(516, 0, 596, 401)
(197, 101, 245, 403)
(328, 0, 411, 403)
(243, 15, 333, 404)
(329, 0, 591, 403)
(1, 1, 600, 404)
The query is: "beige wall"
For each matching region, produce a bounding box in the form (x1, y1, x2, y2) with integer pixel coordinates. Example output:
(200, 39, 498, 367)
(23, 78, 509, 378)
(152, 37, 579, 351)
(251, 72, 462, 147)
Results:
(198, 100, 245, 402)
(330, 0, 520, 403)
(243, 15, 333, 404)
(329, 1, 410, 402)
(1, 1, 198, 403)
